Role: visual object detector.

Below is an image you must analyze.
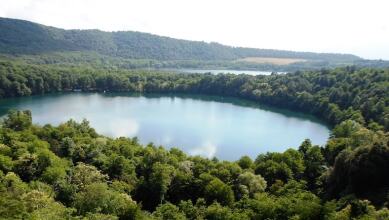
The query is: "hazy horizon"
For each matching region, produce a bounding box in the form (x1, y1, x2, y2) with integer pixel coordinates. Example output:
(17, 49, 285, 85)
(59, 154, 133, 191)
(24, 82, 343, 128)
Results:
(1, 0, 388, 60)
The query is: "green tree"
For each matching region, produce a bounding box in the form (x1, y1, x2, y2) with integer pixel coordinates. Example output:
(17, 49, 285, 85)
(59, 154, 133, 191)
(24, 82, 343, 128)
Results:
(149, 162, 175, 203)
(204, 178, 235, 206)
(152, 203, 186, 220)
(73, 183, 139, 219)
(71, 162, 108, 190)
(237, 156, 253, 170)
(237, 172, 267, 197)
(3, 110, 32, 131)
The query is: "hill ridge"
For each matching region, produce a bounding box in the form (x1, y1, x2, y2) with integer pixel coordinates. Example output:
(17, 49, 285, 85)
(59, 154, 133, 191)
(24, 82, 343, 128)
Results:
(0, 17, 361, 62)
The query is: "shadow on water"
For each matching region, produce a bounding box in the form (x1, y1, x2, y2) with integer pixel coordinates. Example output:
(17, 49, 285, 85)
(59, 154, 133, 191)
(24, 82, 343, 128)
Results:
(101, 92, 331, 129)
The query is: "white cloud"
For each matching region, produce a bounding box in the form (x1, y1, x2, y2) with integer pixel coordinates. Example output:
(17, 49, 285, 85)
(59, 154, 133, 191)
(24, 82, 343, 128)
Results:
(0, 0, 388, 59)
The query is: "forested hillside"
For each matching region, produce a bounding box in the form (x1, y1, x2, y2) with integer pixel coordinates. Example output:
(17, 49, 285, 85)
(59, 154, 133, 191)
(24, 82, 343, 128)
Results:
(0, 58, 388, 219)
(0, 17, 361, 62)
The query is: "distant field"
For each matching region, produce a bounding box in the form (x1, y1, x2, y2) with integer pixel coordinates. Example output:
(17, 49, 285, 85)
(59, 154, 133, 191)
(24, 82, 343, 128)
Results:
(237, 57, 307, 65)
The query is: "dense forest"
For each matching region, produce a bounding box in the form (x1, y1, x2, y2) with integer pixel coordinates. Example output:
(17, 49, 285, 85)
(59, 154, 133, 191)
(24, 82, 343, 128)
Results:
(5, 51, 389, 72)
(0, 58, 388, 219)
(2, 17, 389, 72)
(0, 17, 360, 62)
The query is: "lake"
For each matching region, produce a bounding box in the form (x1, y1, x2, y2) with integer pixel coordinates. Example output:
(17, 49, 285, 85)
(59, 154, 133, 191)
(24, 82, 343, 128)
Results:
(0, 93, 330, 160)
(166, 69, 285, 75)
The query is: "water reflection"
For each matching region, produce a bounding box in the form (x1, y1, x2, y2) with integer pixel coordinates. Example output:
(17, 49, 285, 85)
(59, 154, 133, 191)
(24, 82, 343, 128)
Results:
(102, 118, 139, 138)
(0, 93, 330, 160)
(189, 141, 218, 159)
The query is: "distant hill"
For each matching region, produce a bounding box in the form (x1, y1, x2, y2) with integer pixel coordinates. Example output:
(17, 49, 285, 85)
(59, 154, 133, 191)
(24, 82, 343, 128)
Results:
(0, 17, 361, 62)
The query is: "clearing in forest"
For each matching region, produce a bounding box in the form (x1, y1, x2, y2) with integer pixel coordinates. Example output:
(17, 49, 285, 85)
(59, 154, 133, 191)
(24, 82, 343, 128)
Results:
(238, 57, 307, 65)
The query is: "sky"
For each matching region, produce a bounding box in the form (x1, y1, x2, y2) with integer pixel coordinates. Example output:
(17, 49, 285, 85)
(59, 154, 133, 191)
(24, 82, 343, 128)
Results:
(0, 0, 388, 60)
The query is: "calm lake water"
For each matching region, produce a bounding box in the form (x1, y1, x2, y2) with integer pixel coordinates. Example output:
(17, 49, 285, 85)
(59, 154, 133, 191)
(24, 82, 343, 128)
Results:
(167, 69, 285, 75)
(0, 93, 330, 160)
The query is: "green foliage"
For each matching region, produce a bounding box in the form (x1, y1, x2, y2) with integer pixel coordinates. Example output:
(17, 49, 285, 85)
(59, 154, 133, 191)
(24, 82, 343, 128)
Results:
(153, 202, 186, 220)
(254, 149, 305, 185)
(326, 141, 389, 204)
(298, 139, 325, 190)
(0, 57, 388, 219)
(204, 202, 248, 220)
(71, 163, 108, 190)
(237, 172, 267, 197)
(237, 156, 253, 169)
(204, 178, 235, 206)
(332, 120, 363, 138)
(2, 110, 32, 131)
(149, 162, 176, 203)
(73, 183, 138, 219)
(0, 154, 13, 172)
